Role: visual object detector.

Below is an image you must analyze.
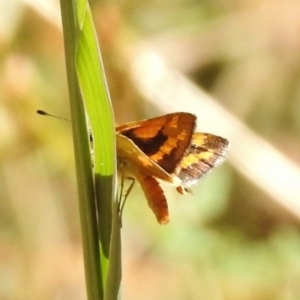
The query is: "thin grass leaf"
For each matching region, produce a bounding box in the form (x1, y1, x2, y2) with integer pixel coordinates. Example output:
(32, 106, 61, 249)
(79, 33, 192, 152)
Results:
(75, 0, 121, 299)
(59, 1, 104, 299)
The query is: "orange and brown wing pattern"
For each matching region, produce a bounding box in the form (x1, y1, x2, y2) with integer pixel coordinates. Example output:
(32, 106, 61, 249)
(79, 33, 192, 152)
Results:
(176, 133, 229, 191)
(117, 112, 196, 174)
(116, 112, 229, 224)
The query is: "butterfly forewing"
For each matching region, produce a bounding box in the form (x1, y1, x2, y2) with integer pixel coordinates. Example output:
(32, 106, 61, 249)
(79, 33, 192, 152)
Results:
(116, 133, 180, 186)
(117, 113, 196, 174)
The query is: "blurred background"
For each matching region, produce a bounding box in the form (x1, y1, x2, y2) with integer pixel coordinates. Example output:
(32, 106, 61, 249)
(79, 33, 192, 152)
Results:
(1, 0, 300, 299)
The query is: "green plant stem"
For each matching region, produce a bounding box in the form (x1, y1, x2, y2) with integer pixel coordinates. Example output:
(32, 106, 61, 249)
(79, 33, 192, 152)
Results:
(60, 1, 103, 299)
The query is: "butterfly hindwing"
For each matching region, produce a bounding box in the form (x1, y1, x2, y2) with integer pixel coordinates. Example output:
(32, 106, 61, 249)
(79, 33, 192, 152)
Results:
(177, 133, 229, 188)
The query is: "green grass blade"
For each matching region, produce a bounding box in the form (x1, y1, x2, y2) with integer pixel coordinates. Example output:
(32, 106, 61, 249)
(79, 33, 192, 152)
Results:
(59, 0, 121, 299)
(75, 0, 121, 299)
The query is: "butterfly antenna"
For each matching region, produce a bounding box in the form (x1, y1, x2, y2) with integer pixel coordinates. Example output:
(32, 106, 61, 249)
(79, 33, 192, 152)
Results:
(36, 110, 70, 122)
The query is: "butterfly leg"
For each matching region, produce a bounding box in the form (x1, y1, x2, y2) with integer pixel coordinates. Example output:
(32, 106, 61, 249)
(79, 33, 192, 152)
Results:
(118, 176, 135, 225)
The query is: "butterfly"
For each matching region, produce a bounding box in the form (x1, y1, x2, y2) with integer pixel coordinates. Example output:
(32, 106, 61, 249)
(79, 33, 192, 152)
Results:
(116, 112, 229, 224)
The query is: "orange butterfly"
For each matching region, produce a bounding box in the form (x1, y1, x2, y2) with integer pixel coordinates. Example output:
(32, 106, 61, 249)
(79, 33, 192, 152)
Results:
(116, 112, 229, 224)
